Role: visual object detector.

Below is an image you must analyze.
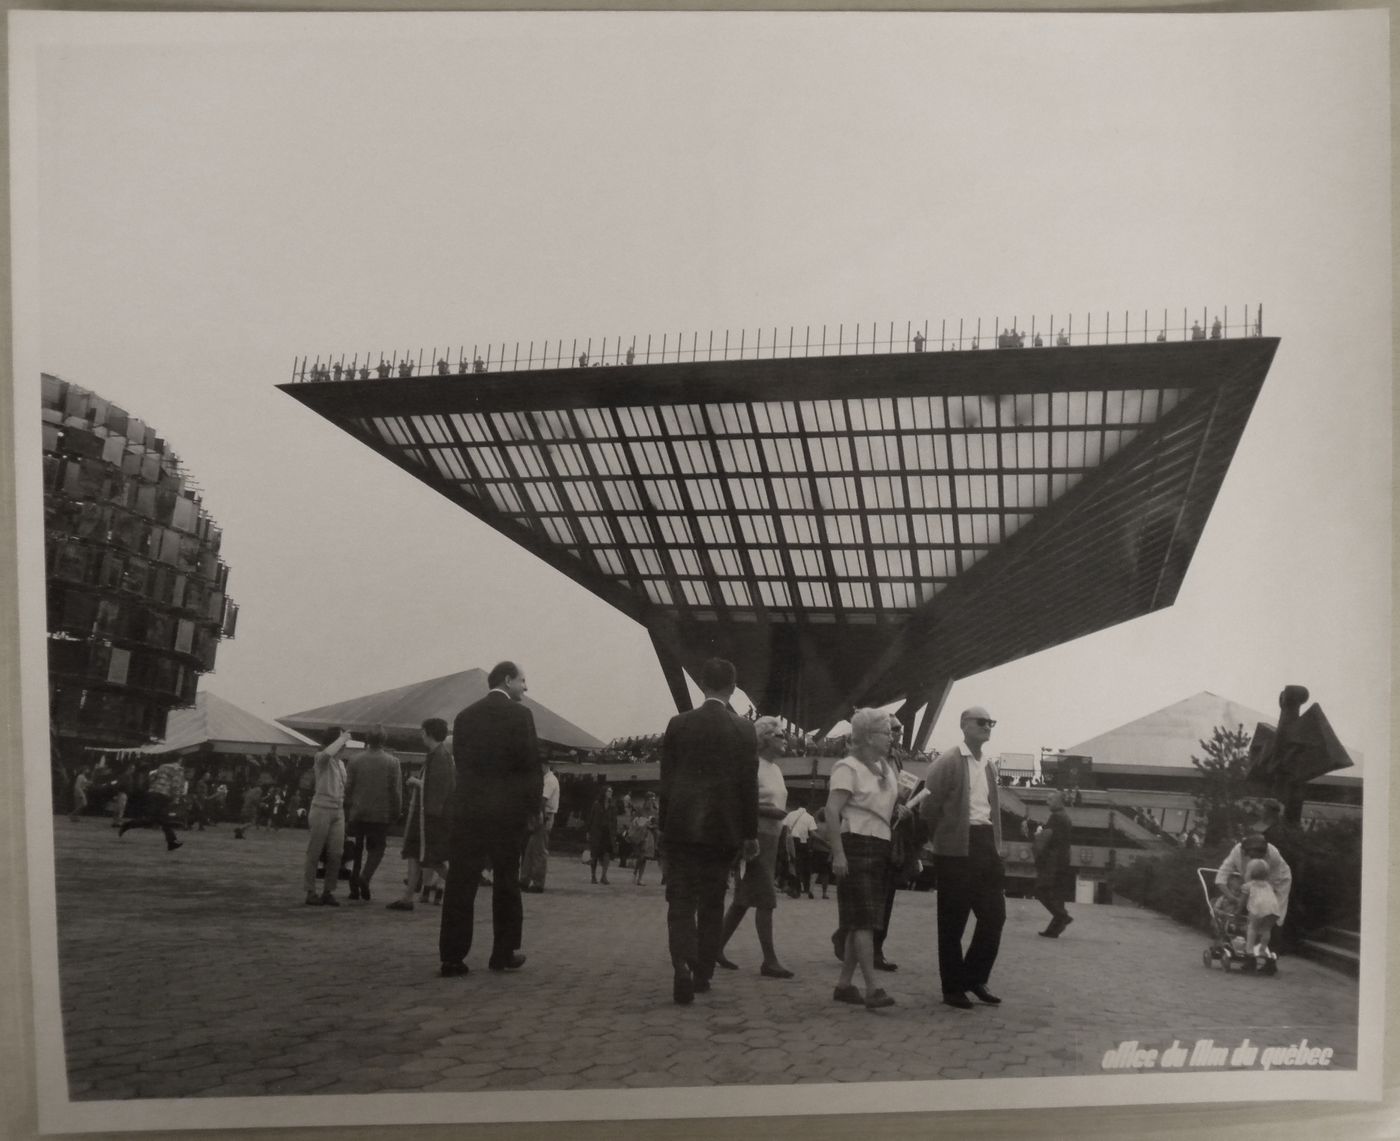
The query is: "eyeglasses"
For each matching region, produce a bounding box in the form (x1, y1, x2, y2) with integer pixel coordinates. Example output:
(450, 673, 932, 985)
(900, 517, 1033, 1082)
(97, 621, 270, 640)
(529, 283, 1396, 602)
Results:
(970, 718, 997, 729)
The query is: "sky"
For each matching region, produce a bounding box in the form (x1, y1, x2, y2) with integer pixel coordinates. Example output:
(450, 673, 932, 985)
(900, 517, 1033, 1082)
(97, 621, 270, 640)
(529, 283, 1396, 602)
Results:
(12, 9, 1392, 770)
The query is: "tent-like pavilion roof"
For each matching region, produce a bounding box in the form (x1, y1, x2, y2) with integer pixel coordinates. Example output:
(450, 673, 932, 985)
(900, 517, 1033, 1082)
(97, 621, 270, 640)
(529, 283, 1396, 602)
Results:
(279, 335, 1279, 741)
(131, 691, 318, 755)
(1064, 690, 1362, 779)
(278, 669, 604, 752)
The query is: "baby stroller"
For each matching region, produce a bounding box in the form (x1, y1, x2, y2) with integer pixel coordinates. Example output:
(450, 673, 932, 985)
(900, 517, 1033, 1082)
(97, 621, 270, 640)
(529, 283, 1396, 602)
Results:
(1198, 867, 1278, 975)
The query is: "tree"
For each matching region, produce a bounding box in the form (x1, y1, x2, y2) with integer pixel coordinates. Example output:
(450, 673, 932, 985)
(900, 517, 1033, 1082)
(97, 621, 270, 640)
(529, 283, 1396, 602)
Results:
(1191, 723, 1253, 846)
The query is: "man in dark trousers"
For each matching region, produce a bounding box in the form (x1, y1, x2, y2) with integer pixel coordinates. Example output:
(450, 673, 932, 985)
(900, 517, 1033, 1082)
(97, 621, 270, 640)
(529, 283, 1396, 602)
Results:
(1034, 790, 1074, 938)
(920, 705, 1006, 1009)
(659, 658, 758, 1005)
(439, 661, 541, 977)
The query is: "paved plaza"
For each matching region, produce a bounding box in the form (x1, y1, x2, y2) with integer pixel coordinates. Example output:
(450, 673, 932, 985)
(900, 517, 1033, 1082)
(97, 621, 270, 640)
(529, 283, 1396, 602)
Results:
(51, 818, 1358, 1100)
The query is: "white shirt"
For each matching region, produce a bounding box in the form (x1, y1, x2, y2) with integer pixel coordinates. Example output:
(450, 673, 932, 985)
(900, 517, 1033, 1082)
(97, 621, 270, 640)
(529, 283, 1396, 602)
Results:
(783, 807, 816, 842)
(757, 758, 788, 814)
(829, 756, 897, 839)
(541, 770, 560, 815)
(962, 742, 992, 826)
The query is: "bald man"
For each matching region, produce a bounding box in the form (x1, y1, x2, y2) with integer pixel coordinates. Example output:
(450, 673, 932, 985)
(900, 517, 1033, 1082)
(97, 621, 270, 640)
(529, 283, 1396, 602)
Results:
(919, 706, 1006, 1009)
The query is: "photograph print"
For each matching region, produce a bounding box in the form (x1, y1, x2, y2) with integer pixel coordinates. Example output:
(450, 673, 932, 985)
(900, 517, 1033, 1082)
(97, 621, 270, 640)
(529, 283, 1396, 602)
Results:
(7, 7, 1390, 1134)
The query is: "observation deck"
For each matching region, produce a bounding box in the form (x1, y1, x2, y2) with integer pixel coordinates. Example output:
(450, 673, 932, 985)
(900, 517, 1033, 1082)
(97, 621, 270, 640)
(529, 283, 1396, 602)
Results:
(280, 306, 1276, 743)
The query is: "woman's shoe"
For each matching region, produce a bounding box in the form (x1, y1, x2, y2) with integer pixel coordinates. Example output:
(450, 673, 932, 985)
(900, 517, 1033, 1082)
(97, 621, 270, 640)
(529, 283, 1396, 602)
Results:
(760, 963, 795, 979)
(833, 984, 864, 1005)
(715, 954, 739, 970)
(864, 988, 896, 1010)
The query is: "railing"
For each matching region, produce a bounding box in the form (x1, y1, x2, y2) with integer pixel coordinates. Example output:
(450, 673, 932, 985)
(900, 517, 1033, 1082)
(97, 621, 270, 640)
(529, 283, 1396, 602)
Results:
(290, 303, 1264, 383)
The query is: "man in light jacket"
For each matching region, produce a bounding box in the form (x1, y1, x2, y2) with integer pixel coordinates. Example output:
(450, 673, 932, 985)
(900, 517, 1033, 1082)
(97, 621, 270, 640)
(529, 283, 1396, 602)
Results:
(919, 706, 1006, 1010)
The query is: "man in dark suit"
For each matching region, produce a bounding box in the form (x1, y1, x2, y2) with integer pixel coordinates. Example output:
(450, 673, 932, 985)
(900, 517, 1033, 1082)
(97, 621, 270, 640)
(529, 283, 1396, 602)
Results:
(439, 661, 542, 976)
(659, 658, 759, 1005)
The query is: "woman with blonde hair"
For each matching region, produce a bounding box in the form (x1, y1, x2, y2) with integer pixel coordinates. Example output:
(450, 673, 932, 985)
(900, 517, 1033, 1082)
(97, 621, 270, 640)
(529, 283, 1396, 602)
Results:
(826, 707, 902, 1009)
(714, 716, 794, 978)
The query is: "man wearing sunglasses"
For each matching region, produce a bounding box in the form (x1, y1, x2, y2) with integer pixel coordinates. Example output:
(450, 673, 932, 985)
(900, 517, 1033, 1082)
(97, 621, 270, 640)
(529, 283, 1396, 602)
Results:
(919, 706, 1006, 1010)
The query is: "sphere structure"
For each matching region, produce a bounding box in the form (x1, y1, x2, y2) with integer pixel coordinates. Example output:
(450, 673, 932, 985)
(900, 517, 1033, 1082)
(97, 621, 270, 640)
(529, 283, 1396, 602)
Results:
(42, 373, 237, 748)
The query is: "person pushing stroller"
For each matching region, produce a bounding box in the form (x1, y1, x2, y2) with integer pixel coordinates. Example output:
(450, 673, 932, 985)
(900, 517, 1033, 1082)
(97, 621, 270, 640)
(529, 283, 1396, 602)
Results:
(1215, 833, 1292, 971)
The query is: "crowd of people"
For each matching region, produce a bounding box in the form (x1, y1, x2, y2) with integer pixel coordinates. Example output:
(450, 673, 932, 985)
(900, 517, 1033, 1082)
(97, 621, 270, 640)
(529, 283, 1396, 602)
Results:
(73, 654, 1299, 1012)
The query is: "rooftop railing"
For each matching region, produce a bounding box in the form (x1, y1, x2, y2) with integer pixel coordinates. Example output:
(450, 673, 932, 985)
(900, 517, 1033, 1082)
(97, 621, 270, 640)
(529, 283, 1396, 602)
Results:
(290, 304, 1263, 383)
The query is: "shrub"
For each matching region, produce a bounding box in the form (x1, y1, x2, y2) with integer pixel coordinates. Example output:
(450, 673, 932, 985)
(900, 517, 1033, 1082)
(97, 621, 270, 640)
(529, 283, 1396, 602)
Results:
(1110, 843, 1232, 934)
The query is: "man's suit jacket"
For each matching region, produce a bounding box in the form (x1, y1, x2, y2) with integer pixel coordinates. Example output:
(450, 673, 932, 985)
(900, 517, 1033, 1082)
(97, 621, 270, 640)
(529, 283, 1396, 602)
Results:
(920, 743, 1002, 856)
(449, 691, 541, 841)
(658, 699, 758, 853)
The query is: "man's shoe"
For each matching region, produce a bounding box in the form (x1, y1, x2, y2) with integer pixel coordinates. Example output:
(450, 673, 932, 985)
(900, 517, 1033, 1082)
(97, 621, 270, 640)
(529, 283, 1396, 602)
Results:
(1038, 927, 1059, 938)
(692, 972, 711, 993)
(488, 953, 527, 972)
(942, 991, 974, 1009)
(760, 963, 795, 979)
(319, 893, 340, 907)
(873, 955, 899, 972)
(167, 841, 183, 851)
(386, 899, 414, 911)
(440, 961, 470, 978)
(969, 985, 1001, 1005)
(304, 891, 322, 906)
(117, 822, 131, 837)
(1057, 914, 1074, 934)
(716, 954, 739, 970)
(864, 988, 896, 1010)
(833, 984, 864, 1005)
(673, 969, 694, 1005)
(348, 880, 361, 901)
(360, 882, 372, 902)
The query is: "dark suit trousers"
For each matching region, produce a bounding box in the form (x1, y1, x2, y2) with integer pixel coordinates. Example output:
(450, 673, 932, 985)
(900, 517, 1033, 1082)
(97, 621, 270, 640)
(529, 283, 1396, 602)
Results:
(933, 824, 1006, 994)
(1034, 867, 1072, 922)
(439, 826, 524, 965)
(663, 841, 734, 982)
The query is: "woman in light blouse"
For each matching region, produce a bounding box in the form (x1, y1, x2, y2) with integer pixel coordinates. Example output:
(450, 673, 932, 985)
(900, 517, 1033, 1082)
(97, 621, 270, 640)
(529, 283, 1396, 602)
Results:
(826, 707, 903, 1009)
(714, 716, 795, 979)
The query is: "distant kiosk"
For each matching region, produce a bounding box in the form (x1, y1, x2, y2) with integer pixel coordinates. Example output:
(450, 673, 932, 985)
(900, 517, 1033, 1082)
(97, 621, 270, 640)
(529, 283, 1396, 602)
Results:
(280, 323, 1279, 747)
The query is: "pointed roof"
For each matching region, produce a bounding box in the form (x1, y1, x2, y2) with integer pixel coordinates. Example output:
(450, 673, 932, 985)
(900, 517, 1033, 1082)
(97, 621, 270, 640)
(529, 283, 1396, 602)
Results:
(1065, 691, 1361, 777)
(277, 669, 604, 752)
(140, 691, 319, 754)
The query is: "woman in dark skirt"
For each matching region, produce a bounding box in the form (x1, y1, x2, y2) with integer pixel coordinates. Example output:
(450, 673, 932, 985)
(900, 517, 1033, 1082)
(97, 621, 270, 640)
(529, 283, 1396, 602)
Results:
(825, 707, 902, 1010)
(587, 786, 616, 884)
(714, 716, 794, 978)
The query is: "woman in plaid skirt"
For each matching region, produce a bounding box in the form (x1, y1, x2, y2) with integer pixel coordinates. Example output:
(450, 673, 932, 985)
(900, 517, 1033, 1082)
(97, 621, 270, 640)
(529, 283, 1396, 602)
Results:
(825, 708, 903, 1010)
